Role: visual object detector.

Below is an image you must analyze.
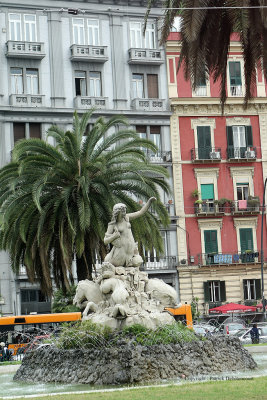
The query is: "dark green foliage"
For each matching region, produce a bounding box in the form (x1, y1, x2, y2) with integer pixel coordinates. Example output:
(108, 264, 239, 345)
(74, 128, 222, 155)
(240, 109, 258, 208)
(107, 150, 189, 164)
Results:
(0, 111, 170, 295)
(52, 286, 80, 313)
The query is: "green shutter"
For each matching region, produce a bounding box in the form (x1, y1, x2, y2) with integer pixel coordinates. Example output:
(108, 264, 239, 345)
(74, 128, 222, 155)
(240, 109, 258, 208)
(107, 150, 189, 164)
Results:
(204, 230, 218, 254)
(240, 228, 254, 252)
(255, 279, 261, 299)
(229, 61, 242, 85)
(245, 126, 253, 147)
(201, 184, 214, 200)
(197, 126, 211, 159)
(203, 281, 210, 302)
(226, 126, 233, 146)
(220, 281, 226, 302)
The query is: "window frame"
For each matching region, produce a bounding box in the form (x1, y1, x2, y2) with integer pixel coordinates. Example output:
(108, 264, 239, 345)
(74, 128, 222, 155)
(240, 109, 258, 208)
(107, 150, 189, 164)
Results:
(9, 13, 22, 41)
(130, 20, 156, 49)
(87, 19, 99, 46)
(10, 67, 23, 94)
(24, 14, 37, 42)
(72, 17, 85, 45)
(227, 58, 244, 97)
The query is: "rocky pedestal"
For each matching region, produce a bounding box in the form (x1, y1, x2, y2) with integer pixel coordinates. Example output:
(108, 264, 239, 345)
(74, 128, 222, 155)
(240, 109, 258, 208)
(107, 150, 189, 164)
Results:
(14, 336, 257, 385)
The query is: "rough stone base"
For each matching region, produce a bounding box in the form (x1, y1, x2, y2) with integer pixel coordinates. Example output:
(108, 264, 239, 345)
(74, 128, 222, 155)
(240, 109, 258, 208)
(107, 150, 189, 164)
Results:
(14, 336, 257, 385)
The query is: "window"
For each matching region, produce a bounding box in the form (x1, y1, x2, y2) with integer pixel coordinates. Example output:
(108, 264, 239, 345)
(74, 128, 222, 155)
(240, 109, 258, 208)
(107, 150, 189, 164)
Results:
(87, 19, 99, 45)
(150, 126, 162, 153)
(204, 281, 226, 302)
(204, 230, 218, 254)
(13, 123, 25, 143)
(26, 69, 38, 94)
(13, 122, 41, 143)
(73, 18, 85, 45)
(243, 279, 261, 301)
(227, 125, 253, 158)
(130, 22, 142, 48)
(132, 74, 144, 98)
(197, 126, 211, 159)
(229, 61, 242, 96)
(89, 72, 101, 97)
(21, 289, 49, 303)
(136, 125, 162, 156)
(201, 184, 214, 212)
(195, 69, 207, 96)
(11, 67, 23, 94)
(75, 71, 87, 96)
(9, 13, 22, 41)
(240, 228, 253, 253)
(145, 23, 155, 49)
(24, 15, 36, 42)
(147, 74, 158, 98)
(237, 183, 249, 200)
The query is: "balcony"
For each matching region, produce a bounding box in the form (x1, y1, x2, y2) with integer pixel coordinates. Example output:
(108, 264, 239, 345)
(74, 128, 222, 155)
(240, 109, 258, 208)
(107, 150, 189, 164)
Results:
(142, 256, 178, 271)
(9, 94, 45, 107)
(194, 86, 207, 96)
(131, 98, 166, 112)
(196, 251, 260, 267)
(191, 147, 221, 163)
(227, 146, 257, 161)
(74, 96, 108, 109)
(231, 198, 260, 215)
(128, 48, 164, 65)
(6, 40, 45, 59)
(230, 85, 242, 96)
(194, 201, 224, 216)
(147, 150, 172, 163)
(70, 44, 108, 62)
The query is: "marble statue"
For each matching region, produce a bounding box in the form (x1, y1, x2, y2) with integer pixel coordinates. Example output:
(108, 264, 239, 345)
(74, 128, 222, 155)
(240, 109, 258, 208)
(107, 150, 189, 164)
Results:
(103, 198, 155, 267)
(74, 198, 179, 330)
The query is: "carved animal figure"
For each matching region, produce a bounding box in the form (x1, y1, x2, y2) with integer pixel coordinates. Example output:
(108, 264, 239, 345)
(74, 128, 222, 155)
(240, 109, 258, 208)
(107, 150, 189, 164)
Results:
(73, 280, 103, 316)
(145, 278, 178, 307)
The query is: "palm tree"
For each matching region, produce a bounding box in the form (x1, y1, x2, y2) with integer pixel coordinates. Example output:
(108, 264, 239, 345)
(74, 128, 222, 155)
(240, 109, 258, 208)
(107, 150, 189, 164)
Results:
(0, 111, 170, 295)
(146, 0, 267, 106)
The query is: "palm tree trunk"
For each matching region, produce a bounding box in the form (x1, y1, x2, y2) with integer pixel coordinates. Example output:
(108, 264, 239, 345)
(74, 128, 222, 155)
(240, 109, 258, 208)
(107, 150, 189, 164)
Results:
(76, 252, 93, 281)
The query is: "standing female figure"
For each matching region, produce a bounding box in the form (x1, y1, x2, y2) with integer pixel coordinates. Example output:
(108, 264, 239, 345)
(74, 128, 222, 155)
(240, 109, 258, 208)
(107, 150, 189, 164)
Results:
(104, 197, 156, 267)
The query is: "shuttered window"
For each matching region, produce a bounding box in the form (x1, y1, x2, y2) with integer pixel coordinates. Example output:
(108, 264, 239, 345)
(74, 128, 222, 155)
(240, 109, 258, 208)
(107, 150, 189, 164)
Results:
(13, 123, 25, 143)
(204, 281, 226, 302)
(229, 61, 242, 86)
(240, 228, 253, 253)
(226, 126, 253, 148)
(201, 184, 214, 200)
(204, 230, 218, 254)
(147, 74, 158, 98)
(243, 279, 261, 300)
(29, 123, 41, 139)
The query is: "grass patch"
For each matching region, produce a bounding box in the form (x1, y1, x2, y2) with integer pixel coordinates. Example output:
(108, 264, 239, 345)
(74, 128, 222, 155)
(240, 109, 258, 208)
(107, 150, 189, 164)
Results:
(10, 377, 267, 400)
(244, 343, 267, 347)
(0, 361, 21, 366)
(55, 321, 199, 350)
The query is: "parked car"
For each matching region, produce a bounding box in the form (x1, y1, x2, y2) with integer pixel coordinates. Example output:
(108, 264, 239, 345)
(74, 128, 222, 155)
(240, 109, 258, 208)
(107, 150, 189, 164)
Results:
(234, 326, 267, 344)
(219, 319, 246, 335)
(193, 324, 217, 336)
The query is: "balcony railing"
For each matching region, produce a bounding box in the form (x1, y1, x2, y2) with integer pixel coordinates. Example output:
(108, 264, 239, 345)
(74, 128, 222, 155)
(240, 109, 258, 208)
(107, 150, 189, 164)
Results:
(147, 151, 172, 163)
(142, 256, 178, 270)
(191, 147, 221, 162)
(231, 199, 260, 215)
(131, 98, 166, 111)
(227, 146, 257, 160)
(9, 94, 45, 107)
(6, 40, 45, 59)
(196, 251, 261, 266)
(128, 48, 164, 65)
(74, 96, 108, 109)
(70, 44, 108, 62)
(194, 86, 207, 96)
(194, 201, 224, 216)
(230, 85, 242, 96)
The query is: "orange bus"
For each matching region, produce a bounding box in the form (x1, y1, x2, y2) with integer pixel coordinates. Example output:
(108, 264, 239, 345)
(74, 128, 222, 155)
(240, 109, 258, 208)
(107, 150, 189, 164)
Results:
(165, 304, 193, 329)
(0, 312, 81, 355)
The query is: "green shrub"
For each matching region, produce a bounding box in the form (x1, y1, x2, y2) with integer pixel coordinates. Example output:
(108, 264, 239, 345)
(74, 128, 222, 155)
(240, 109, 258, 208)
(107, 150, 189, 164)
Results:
(52, 286, 80, 313)
(55, 321, 199, 350)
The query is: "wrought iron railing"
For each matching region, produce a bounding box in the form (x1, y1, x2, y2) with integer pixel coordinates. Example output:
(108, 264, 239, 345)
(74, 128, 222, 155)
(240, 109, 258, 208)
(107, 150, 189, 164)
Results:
(191, 147, 221, 162)
(195, 251, 261, 266)
(227, 146, 257, 160)
(230, 199, 260, 214)
(143, 256, 178, 270)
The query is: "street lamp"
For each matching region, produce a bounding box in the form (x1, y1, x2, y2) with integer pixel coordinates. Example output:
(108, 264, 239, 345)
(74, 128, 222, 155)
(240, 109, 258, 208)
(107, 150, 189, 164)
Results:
(260, 178, 267, 321)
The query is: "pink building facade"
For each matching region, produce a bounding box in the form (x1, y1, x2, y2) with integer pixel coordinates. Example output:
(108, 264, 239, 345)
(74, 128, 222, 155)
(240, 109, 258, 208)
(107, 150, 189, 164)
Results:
(167, 32, 267, 316)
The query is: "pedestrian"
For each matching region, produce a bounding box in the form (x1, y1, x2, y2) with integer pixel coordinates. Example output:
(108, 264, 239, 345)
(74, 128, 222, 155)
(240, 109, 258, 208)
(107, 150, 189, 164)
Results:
(250, 324, 260, 344)
(204, 328, 212, 338)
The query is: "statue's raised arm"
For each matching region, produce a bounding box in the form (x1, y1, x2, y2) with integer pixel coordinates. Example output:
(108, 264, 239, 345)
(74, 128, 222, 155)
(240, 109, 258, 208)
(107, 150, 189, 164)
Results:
(103, 197, 156, 268)
(127, 197, 156, 221)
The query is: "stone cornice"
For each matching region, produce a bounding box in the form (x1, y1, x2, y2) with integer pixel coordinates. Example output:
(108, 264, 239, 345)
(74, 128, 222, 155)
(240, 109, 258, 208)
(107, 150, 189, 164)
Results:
(171, 100, 267, 116)
(230, 166, 254, 178)
(198, 218, 223, 230)
(194, 167, 220, 179)
(233, 217, 258, 229)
